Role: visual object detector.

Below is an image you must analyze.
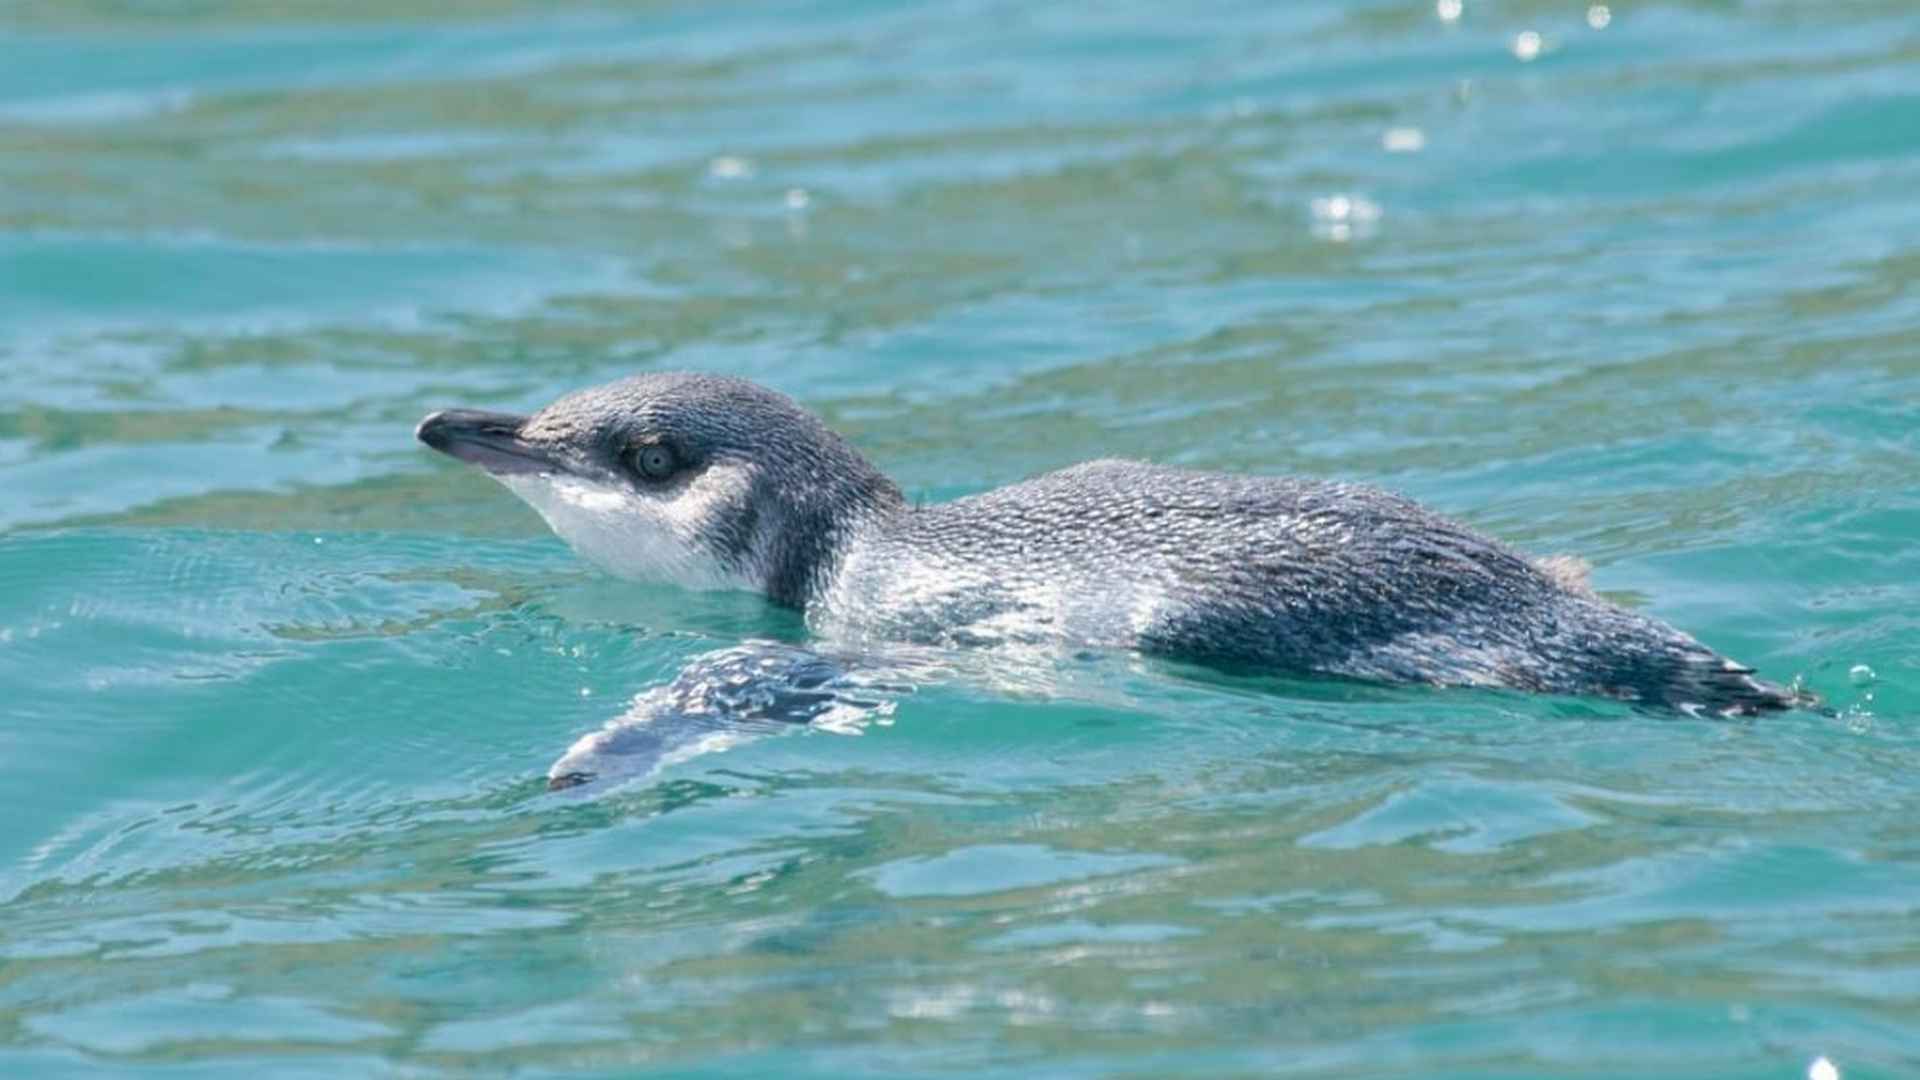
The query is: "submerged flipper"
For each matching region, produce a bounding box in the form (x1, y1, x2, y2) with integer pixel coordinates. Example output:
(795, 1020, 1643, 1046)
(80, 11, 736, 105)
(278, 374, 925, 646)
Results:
(546, 641, 899, 792)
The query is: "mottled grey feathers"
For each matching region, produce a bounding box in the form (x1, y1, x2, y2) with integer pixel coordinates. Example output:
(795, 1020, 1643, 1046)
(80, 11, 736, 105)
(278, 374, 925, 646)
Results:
(502, 373, 1801, 714)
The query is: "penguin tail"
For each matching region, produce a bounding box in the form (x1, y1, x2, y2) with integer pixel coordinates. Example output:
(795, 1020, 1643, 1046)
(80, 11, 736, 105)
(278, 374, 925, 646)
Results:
(1661, 655, 1814, 717)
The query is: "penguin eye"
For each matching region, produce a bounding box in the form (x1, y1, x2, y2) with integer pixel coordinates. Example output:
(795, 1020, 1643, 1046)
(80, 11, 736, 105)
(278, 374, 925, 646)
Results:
(629, 443, 678, 482)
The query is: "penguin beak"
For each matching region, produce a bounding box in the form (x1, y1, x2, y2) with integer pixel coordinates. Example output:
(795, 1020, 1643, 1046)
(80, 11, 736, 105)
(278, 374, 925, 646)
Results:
(415, 409, 560, 476)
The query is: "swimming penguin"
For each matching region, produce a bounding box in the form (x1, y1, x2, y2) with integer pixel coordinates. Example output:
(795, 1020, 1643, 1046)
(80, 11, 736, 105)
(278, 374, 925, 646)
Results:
(417, 372, 1800, 714)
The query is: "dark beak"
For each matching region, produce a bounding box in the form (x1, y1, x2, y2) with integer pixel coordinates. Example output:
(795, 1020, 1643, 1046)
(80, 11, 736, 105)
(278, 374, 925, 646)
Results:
(415, 409, 559, 476)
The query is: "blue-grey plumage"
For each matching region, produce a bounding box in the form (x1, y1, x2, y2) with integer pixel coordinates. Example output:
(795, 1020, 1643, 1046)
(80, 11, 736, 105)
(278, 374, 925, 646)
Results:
(417, 372, 1801, 714)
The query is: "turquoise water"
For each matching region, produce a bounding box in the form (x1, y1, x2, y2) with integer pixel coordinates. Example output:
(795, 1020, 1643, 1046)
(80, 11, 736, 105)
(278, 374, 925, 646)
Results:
(4, 0, 1920, 1075)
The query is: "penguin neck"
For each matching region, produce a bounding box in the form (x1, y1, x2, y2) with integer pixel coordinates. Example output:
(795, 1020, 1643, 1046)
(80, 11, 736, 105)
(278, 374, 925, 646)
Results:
(755, 464, 910, 611)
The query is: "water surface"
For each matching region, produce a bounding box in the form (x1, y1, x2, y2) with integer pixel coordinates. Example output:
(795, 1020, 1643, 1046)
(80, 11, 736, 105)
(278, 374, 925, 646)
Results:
(3, 1, 1919, 1076)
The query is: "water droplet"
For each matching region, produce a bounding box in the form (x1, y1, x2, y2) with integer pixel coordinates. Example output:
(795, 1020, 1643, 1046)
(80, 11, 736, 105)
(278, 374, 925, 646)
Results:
(784, 187, 812, 211)
(1849, 664, 1875, 685)
(1809, 1056, 1840, 1080)
(1436, 0, 1463, 22)
(1382, 126, 1427, 153)
(1586, 4, 1612, 29)
(580, 687, 593, 698)
(1512, 30, 1544, 61)
(707, 154, 754, 180)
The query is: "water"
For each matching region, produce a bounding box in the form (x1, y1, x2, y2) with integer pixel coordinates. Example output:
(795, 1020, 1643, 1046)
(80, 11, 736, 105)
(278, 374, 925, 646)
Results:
(3, 1, 1918, 1075)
